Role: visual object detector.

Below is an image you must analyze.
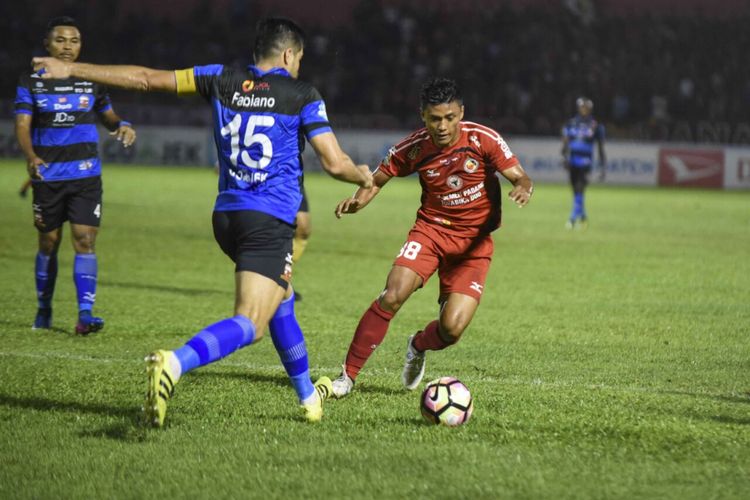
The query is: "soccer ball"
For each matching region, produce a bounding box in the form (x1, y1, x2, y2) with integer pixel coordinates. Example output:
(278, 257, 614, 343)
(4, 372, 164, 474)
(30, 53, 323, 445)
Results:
(420, 377, 473, 426)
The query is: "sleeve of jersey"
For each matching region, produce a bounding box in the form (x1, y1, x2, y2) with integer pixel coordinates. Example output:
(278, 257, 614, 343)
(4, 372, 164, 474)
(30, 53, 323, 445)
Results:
(376, 147, 410, 178)
(94, 88, 113, 114)
(485, 132, 519, 172)
(175, 65, 223, 99)
(14, 76, 33, 115)
(300, 86, 333, 140)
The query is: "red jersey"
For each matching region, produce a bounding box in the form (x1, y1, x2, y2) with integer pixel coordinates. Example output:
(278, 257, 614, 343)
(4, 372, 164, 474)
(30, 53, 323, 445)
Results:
(377, 121, 519, 237)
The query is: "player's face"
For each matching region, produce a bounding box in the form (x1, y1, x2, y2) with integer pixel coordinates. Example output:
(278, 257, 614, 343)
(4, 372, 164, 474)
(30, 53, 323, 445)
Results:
(578, 103, 592, 117)
(45, 26, 81, 62)
(421, 101, 465, 148)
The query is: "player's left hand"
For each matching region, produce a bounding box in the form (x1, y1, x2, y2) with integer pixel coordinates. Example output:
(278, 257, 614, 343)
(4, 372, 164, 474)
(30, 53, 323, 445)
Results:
(335, 197, 362, 218)
(111, 125, 136, 147)
(32, 57, 70, 79)
(508, 185, 532, 207)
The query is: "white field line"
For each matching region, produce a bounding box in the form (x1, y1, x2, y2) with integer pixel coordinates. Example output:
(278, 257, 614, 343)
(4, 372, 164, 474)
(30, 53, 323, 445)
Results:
(0, 350, 745, 401)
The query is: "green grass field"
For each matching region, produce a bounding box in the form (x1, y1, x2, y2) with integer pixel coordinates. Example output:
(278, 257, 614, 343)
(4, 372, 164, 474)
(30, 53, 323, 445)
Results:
(0, 159, 748, 499)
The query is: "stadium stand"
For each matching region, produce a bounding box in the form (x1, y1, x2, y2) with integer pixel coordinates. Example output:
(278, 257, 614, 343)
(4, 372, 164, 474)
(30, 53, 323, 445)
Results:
(2, 0, 749, 143)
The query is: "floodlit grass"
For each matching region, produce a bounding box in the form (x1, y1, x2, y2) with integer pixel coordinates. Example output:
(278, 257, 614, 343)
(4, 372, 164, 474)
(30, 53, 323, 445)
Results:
(0, 160, 748, 499)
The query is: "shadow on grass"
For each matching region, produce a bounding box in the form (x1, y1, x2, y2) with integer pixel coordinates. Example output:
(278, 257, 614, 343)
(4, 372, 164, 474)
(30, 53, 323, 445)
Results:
(0, 392, 152, 442)
(709, 415, 750, 425)
(100, 280, 230, 297)
(659, 388, 750, 405)
(0, 318, 68, 334)
(189, 369, 290, 388)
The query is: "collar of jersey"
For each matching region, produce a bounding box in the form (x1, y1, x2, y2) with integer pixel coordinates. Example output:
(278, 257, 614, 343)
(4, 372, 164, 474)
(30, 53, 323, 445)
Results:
(248, 65, 291, 78)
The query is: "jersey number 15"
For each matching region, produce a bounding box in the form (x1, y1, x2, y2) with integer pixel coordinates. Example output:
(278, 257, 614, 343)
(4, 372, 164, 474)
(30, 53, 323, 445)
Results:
(220, 114, 275, 169)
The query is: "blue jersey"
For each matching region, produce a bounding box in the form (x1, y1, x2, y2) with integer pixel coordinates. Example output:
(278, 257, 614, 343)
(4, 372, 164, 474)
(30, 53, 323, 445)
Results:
(562, 116, 605, 168)
(175, 64, 332, 225)
(14, 72, 112, 181)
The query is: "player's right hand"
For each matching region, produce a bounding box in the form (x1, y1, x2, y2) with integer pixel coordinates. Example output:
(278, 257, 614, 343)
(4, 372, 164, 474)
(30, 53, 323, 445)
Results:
(27, 156, 47, 180)
(32, 57, 71, 79)
(357, 164, 373, 189)
(335, 197, 362, 218)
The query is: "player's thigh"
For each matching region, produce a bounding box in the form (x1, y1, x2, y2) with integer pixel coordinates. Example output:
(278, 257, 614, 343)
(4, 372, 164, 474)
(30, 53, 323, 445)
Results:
(234, 270, 286, 334)
(438, 235, 493, 302)
(67, 176, 103, 228)
(393, 229, 440, 288)
(294, 210, 311, 239)
(213, 209, 295, 289)
(570, 168, 590, 192)
(381, 265, 424, 307)
(32, 180, 67, 233)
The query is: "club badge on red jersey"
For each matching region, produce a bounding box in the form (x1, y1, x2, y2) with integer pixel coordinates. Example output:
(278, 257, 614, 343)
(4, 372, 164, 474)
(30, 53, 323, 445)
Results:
(464, 158, 479, 173)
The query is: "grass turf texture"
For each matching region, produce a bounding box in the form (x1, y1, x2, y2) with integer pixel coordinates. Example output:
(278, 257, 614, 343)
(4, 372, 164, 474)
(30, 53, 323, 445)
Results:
(0, 160, 748, 499)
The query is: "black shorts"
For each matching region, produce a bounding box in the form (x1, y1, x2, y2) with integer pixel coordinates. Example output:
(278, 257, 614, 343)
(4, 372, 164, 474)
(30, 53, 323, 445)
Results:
(569, 167, 591, 192)
(212, 210, 294, 289)
(32, 176, 103, 233)
(298, 182, 309, 213)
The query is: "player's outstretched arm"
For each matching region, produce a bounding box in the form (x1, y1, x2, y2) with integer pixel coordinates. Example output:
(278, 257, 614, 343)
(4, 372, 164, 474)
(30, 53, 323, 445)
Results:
(334, 170, 390, 218)
(502, 164, 534, 208)
(32, 57, 177, 93)
(309, 132, 372, 188)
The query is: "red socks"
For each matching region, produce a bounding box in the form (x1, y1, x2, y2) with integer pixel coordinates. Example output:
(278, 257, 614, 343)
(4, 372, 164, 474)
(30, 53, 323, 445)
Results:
(344, 301, 394, 380)
(413, 320, 452, 352)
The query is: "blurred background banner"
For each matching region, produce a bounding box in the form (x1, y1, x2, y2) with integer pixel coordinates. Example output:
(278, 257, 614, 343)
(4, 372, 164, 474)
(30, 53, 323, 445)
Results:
(2, 120, 748, 189)
(3, 0, 749, 187)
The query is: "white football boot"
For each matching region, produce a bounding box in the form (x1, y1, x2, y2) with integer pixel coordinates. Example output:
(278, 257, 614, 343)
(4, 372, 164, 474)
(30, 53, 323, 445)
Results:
(331, 365, 354, 398)
(401, 334, 426, 390)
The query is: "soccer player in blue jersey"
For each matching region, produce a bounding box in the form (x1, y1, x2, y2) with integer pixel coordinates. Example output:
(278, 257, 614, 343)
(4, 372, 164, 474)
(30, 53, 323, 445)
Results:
(33, 17, 372, 425)
(15, 17, 136, 334)
(561, 97, 606, 229)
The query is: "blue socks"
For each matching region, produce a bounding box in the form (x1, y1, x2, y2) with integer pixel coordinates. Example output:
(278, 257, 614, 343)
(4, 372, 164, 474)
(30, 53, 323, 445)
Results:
(571, 193, 586, 220)
(35, 252, 58, 311)
(73, 254, 98, 313)
(269, 292, 315, 402)
(171, 292, 314, 403)
(174, 315, 256, 375)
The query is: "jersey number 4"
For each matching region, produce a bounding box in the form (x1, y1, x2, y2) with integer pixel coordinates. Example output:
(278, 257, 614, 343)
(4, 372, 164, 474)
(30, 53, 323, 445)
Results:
(220, 114, 275, 169)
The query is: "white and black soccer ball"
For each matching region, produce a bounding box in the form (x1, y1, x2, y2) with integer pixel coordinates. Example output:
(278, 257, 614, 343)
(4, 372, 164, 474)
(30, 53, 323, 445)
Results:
(420, 377, 473, 427)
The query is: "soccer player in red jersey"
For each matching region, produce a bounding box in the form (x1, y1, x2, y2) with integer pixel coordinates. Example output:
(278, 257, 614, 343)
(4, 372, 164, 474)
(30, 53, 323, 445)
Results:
(331, 77, 533, 397)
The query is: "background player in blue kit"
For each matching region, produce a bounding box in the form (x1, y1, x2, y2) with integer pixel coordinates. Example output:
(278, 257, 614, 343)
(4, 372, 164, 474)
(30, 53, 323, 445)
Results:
(15, 17, 136, 334)
(33, 17, 372, 426)
(561, 97, 606, 229)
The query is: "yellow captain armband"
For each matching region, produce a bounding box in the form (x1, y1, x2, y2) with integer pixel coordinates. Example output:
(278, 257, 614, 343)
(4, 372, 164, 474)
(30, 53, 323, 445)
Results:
(174, 68, 197, 95)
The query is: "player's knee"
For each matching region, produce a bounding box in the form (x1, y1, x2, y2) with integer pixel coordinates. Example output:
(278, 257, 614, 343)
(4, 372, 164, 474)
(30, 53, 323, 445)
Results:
(378, 288, 406, 313)
(295, 224, 311, 240)
(72, 233, 96, 253)
(438, 316, 469, 343)
(39, 235, 60, 255)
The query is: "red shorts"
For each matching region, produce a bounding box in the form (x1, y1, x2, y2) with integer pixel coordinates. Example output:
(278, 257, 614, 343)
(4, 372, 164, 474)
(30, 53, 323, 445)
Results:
(393, 219, 493, 301)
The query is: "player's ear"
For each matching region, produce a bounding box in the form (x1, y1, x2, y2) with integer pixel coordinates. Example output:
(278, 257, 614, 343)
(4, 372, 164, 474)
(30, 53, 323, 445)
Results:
(282, 47, 294, 65)
(458, 105, 465, 120)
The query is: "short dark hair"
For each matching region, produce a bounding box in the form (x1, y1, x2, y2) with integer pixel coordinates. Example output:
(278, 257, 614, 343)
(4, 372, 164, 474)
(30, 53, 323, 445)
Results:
(46, 16, 80, 37)
(420, 77, 463, 110)
(253, 17, 305, 61)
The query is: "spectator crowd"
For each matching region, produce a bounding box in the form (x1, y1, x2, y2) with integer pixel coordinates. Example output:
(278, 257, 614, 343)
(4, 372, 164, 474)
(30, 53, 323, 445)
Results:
(2, 0, 749, 143)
